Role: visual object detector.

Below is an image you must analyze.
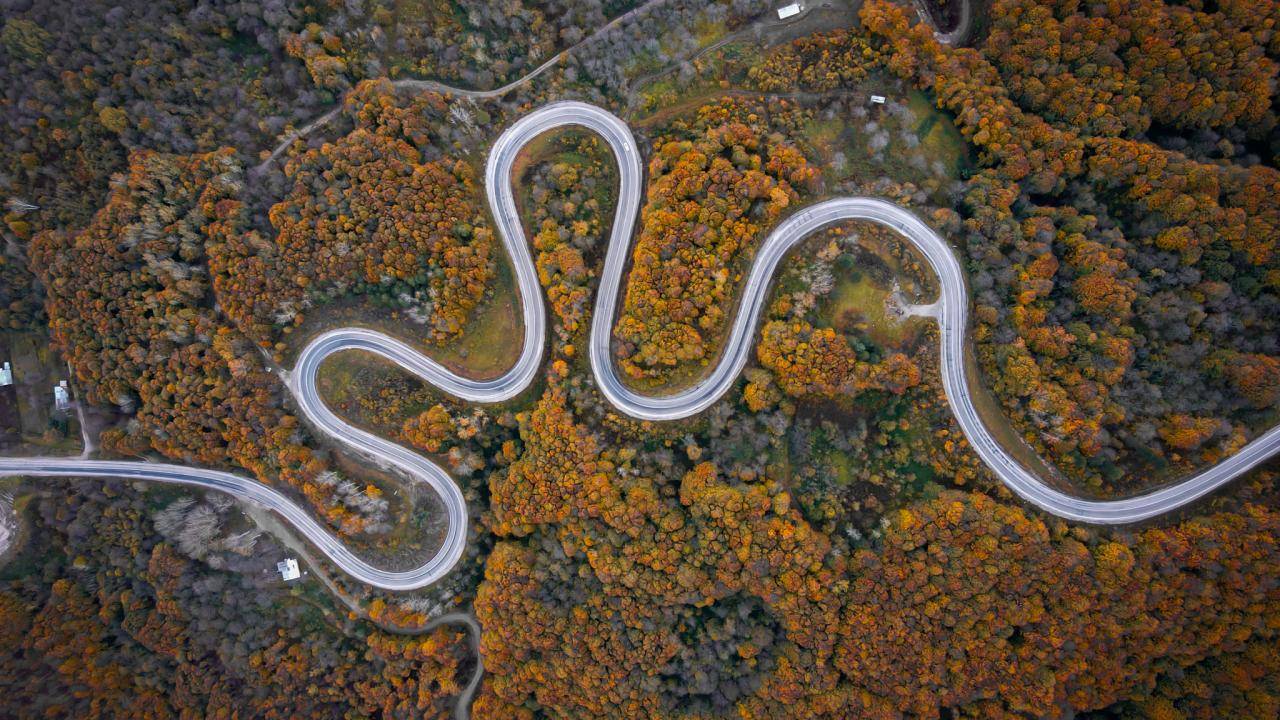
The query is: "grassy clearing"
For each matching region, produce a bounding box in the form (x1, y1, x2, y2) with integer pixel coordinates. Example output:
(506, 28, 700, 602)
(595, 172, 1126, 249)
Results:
(283, 252, 523, 383)
(826, 273, 928, 350)
(629, 43, 761, 117)
(794, 76, 971, 205)
(827, 448, 855, 487)
(807, 222, 940, 354)
(801, 111, 881, 188)
(426, 258, 523, 379)
(0, 331, 80, 454)
(623, 15, 738, 86)
(314, 351, 375, 421)
(907, 89, 968, 178)
(315, 343, 539, 433)
(314, 350, 442, 437)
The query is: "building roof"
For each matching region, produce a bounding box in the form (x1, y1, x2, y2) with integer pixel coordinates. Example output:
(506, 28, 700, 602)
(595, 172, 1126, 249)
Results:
(53, 381, 70, 409)
(778, 4, 801, 20)
(277, 558, 301, 581)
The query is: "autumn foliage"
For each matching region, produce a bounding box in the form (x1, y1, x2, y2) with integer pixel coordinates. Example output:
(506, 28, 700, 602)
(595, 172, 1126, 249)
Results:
(210, 80, 495, 349)
(613, 98, 820, 385)
(860, 0, 1280, 490)
(984, 0, 1277, 137)
(5, 3, 1280, 718)
(29, 149, 375, 534)
(0, 485, 470, 718)
(523, 131, 617, 344)
(475, 383, 1280, 717)
(757, 318, 921, 400)
(747, 30, 885, 93)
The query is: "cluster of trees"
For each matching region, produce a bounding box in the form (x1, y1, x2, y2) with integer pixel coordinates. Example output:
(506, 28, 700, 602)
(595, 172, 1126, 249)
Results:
(1092, 635, 1280, 719)
(403, 404, 457, 454)
(562, 0, 752, 99)
(859, 0, 1280, 491)
(282, 0, 647, 92)
(0, 0, 348, 339)
(613, 97, 820, 385)
(825, 491, 1280, 718)
(783, 395, 992, 542)
(522, 132, 616, 347)
(756, 317, 921, 401)
(0, 480, 469, 718)
(0, 1, 332, 248)
(747, 30, 885, 93)
(486, 387, 635, 538)
(29, 149, 383, 534)
(478, 385, 839, 715)
(474, 372, 1280, 717)
(0, 217, 41, 329)
(262, 0, 781, 107)
(984, 0, 1277, 138)
(211, 80, 496, 351)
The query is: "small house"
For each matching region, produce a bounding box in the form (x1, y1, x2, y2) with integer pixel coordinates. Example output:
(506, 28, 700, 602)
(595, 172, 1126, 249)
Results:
(277, 558, 301, 582)
(777, 3, 802, 20)
(53, 381, 70, 412)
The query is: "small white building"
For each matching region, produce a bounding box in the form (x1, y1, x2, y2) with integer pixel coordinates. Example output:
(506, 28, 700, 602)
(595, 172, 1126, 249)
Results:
(0, 362, 11, 386)
(777, 3, 802, 20)
(277, 558, 301, 582)
(53, 380, 70, 412)
(870, 95, 887, 105)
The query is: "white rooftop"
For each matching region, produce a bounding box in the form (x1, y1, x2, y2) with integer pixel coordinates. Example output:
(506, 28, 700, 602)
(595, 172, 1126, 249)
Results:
(778, 3, 801, 19)
(277, 558, 301, 582)
(0, 362, 11, 387)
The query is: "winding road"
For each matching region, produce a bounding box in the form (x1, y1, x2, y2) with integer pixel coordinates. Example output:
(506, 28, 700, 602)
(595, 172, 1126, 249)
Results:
(4, 101, 1280, 596)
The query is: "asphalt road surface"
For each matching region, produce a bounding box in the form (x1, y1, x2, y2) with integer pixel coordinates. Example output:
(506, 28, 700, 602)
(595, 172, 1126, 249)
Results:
(4, 102, 1278, 595)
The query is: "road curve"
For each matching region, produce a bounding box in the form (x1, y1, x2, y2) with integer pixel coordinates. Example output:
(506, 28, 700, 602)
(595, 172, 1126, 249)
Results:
(422, 612, 484, 720)
(4, 102, 1280, 602)
(0, 457, 457, 589)
(912, 0, 974, 46)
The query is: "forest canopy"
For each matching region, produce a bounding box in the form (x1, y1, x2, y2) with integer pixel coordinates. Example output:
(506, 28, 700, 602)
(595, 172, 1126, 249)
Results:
(0, 0, 1278, 718)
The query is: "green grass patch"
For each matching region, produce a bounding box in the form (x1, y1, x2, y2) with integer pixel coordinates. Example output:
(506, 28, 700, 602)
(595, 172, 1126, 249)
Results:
(908, 89, 970, 177)
(822, 269, 929, 351)
(427, 258, 522, 379)
(827, 448, 855, 487)
(283, 255, 522, 384)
